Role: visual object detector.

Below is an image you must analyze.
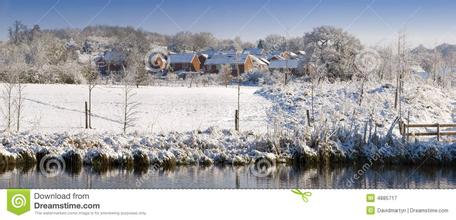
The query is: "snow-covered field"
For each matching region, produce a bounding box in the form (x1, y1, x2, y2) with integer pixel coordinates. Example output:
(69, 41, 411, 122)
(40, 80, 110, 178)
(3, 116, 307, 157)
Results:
(11, 84, 271, 133)
(2, 80, 456, 167)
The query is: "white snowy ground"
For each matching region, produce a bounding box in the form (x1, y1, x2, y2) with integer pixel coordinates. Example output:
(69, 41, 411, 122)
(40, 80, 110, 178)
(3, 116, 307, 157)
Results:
(11, 84, 271, 133)
(2, 80, 456, 165)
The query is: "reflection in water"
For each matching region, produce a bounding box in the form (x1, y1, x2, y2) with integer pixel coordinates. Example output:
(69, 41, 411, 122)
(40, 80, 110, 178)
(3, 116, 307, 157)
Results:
(1, 164, 456, 189)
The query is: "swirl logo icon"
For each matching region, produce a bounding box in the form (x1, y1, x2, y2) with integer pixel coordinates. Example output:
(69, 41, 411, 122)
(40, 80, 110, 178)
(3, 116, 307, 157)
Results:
(7, 189, 30, 215)
(249, 158, 276, 178)
(11, 194, 27, 208)
(39, 155, 66, 178)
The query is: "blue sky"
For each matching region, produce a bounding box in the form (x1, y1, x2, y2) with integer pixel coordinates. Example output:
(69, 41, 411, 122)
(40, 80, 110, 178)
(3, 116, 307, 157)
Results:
(1, 0, 456, 47)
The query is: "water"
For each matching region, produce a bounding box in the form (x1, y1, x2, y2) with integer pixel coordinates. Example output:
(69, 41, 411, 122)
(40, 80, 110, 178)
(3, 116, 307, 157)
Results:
(1, 165, 456, 189)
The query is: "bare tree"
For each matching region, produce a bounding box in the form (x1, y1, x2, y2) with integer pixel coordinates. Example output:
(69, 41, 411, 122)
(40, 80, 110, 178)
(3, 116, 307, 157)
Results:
(430, 48, 443, 84)
(82, 64, 98, 129)
(15, 72, 25, 132)
(121, 65, 140, 133)
(2, 76, 15, 131)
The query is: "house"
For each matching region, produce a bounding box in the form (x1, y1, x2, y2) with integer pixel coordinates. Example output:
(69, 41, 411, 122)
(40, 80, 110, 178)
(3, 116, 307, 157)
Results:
(249, 55, 269, 71)
(267, 53, 285, 61)
(204, 53, 254, 75)
(269, 59, 301, 75)
(100, 48, 127, 75)
(282, 51, 298, 59)
(197, 53, 208, 66)
(167, 53, 201, 72)
(200, 48, 218, 58)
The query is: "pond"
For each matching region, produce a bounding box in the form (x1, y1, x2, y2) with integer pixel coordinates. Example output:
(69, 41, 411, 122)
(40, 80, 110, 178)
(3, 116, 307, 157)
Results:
(1, 164, 456, 189)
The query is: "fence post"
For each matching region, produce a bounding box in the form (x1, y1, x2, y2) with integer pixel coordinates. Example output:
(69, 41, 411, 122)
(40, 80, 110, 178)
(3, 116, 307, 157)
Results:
(235, 110, 239, 131)
(407, 112, 410, 142)
(306, 109, 311, 127)
(85, 101, 88, 129)
(437, 123, 440, 142)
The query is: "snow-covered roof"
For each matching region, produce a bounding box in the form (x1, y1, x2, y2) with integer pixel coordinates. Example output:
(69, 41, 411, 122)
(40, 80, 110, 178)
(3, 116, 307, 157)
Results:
(205, 53, 249, 65)
(243, 48, 264, 56)
(258, 57, 270, 65)
(168, 53, 196, 63)
(200, 48, 217, 58)
(269, 59, 299, 69)
(249, 55, 268, 66)
(288, 52, 298, 57)
(198, 53, 209, 58)
(267, 54, 285, 61)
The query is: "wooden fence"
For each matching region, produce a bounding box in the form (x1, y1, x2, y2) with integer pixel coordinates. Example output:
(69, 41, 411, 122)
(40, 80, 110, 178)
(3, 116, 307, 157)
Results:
(399, 120, 456, 141)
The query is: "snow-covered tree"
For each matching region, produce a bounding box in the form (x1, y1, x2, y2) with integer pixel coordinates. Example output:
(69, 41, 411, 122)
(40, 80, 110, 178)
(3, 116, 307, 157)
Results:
(264, 34, 286, 51)
(303, 26, 362, 80)
(192, 32, 216, 51)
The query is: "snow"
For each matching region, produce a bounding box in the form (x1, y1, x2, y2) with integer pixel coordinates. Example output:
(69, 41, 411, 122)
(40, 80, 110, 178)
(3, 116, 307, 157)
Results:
(168, 53, 196, 64)
(410, 65, 430, 79)
(268, 59, 299, 69)
(242, 48, 265, 57)
(249, 55, 269, 67)
(0, 128, 290, 166)
(257, 79, 456, 138)
(205, 53, 249, 65)
(12, 84, 271, 133)
(2, 80, 456, 166)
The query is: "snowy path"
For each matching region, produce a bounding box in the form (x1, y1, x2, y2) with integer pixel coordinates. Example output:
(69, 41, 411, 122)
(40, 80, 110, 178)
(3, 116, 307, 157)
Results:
(10, 84, 271, 133)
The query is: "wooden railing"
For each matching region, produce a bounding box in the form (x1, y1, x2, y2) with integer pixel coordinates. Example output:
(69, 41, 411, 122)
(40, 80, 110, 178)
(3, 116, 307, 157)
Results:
(399, 120, 456, 141)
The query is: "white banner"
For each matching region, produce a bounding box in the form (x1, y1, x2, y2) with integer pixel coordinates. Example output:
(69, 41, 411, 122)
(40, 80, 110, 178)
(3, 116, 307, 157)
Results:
(0, 189, 453, 220)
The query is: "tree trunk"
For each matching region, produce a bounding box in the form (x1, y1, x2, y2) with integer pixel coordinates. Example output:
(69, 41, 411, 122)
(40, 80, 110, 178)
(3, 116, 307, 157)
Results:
(88, 87, 92, 129)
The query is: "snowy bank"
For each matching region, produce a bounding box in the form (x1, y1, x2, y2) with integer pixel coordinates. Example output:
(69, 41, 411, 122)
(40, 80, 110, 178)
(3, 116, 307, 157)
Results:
(2, 126, 456, 171)
(0, 128, 289, 169)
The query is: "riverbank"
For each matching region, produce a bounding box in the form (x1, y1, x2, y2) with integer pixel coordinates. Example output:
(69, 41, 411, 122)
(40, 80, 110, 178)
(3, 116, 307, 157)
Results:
(1, 126, 456, 174)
